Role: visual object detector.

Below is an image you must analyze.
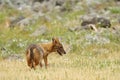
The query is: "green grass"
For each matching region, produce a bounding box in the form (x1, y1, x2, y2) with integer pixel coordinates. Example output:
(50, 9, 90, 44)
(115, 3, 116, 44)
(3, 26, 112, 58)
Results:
(1, 14, 120, 57)
(109, 7, 120, 14)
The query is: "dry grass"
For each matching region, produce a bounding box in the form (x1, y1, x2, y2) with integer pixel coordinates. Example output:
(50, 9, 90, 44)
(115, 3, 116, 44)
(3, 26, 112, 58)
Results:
(0, 53, 120, 80)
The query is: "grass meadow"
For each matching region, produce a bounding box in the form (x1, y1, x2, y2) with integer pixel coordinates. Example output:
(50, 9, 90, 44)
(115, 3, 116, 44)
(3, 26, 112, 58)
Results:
(0, 53, 120, 80)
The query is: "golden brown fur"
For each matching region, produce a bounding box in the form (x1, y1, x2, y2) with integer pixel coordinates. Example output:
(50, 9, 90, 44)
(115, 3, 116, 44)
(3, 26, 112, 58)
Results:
(26, 44, 43, 69)
(26, 38, 66, 69)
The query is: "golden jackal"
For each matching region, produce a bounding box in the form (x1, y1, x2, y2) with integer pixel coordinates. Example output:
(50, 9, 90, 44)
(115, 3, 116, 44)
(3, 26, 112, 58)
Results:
(26, 38, 66, 69)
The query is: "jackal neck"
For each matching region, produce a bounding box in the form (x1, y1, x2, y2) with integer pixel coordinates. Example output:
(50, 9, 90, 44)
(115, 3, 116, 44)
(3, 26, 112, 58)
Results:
(40, 42, 54, 53)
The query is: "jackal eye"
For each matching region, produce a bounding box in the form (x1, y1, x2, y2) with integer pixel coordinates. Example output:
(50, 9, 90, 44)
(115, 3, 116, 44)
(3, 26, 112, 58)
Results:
(59, 46, 63, 49)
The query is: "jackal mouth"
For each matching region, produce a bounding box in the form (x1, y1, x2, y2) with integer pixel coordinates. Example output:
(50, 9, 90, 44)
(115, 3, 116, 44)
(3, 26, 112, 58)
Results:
(57, 50, 63, 56)
(63, 51, 66, 54)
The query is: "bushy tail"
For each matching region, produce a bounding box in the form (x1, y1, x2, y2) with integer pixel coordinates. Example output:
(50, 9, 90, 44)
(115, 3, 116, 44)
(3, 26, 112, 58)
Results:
(30, 48, 34, 68)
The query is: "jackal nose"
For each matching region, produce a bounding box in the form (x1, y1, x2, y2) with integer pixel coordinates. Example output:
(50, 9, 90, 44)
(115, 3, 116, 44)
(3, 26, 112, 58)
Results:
(64, 51, 66, 54)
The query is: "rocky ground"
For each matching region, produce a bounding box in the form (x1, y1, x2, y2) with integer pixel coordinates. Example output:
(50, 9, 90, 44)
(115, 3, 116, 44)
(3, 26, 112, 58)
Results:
(0, 0, 119, 29)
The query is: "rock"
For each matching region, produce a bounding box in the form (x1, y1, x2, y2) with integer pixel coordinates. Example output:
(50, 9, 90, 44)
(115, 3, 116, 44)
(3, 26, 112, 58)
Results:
(7, 12, 51, 29)
(60, 0, 73, 12)
(0, 0, 3, 4)
(86, 24, 98, 31)
(30, 25, 48, 36)
(2, 0, 15, 9)
(68, 24, 98, 32)
(81, 20, 96, 26)
(32, 12, 51, 22)
(0, 0, 3, 9)
(13, 1, 24, 7)
(85, 34, 110, 44)
(32, 1, 54, 13)
(0, 0, 22, 9)
(55, 0, 64, 6)
(0, 0, 31, 10)
(85, 0, 101, 5)
(8, 16, 25, 28)
(32, 0, 45, 3)
(32, 12, 45, 21)
(115, 0, 120, 1)
(73, 2, 83, 11)
(81, 14, 111, 28)
(32, 2, 42, 12)
(80, 14, 98, 24)
(17, 17, 32, 28)
(97, 17, 111, 28)
(5, 54, 23, 61)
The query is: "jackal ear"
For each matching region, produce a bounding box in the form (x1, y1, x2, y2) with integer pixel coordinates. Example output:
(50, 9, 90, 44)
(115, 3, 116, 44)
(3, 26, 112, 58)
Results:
(52, 37, 58, 44)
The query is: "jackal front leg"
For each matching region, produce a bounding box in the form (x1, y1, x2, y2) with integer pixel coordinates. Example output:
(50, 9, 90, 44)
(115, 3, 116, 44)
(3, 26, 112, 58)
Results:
(44, 56, 48, 68)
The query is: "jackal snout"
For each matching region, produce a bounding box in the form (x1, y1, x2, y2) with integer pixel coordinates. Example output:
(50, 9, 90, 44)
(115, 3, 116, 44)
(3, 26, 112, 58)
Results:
(52, 38, 66, 56)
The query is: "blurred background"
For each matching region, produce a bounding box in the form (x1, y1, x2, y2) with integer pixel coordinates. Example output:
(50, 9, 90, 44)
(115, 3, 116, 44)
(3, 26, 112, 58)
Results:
(0, 0, 120, 60)
(0, 0, 120, 80)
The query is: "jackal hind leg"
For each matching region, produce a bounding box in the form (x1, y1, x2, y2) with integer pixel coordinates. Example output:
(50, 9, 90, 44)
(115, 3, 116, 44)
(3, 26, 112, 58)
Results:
(43, 56, 48, 68)
(40, 62, 42, 68)
(39, 57, 43, 68)
(30, 61, 36, 70)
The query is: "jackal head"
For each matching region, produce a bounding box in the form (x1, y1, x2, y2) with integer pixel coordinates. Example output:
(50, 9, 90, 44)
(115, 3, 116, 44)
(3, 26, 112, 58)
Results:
(52, 38, 66, 56)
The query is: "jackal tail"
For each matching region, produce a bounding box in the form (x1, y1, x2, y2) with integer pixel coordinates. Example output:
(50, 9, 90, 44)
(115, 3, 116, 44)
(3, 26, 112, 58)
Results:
(30, 47, 34, 68)
(26, 44, 36, 69)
